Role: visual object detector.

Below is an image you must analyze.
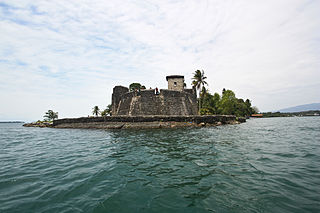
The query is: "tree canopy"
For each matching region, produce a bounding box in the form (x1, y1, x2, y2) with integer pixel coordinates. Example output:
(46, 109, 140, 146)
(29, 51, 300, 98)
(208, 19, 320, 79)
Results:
(92, 106, 100, 116)
(101, 104, 112, 116)
(192, 70, 258, 117)
(198, 88, 257, 117)
(192, 70, 208, 113)
(129, 83, 146, 91)
(192, 70, 208, 91)
(43, 110, 58, 121)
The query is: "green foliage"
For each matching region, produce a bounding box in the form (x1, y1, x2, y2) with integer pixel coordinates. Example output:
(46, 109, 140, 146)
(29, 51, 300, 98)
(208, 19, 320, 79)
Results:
(43, 110, 58, 121)
(200, 89, 219, 115)
(192, 70, 208, 90)
(101, 104, 112, 116)
(252, 106, 259, 114)
(200, 108, 213, 115)
(212, 93, 221, 114)
(129, 83, 146, 91)
(197, 87, 256, 117)
(190, 70, 257, 117)
(192, 70, 208, 114)
(219, 90, 237, 115)
(235, 99, 248, 117)
(92, 106, 100, 116)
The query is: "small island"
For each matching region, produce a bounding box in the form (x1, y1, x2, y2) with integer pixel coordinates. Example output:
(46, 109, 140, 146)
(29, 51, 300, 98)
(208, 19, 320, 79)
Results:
(24, 71, 255, 129)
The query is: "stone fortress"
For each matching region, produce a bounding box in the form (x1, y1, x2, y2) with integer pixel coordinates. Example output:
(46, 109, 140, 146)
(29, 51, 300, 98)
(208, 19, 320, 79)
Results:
(51, 75, 244, 129)
(111, 75, 198, 116)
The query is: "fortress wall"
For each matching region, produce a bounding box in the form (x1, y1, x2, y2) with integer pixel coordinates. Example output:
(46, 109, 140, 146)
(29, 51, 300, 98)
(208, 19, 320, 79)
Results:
(53, 115, 240, 126)
(52, 115, 245, 129)
(184, 88, 196, 95)
(160, 90, 197, 115)
(113, 89, 197, 116)
(128, 90, 163, 115)
(112, 86, 129, 114)
(115, 91, 135, 115)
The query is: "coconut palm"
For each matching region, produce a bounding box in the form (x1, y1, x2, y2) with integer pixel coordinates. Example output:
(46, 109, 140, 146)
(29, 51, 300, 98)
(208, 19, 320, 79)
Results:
(92, 106, 100, 117)
(192, 70, 208, 113)
(43, 110, 58, 121)
(101, 104, 112, 116)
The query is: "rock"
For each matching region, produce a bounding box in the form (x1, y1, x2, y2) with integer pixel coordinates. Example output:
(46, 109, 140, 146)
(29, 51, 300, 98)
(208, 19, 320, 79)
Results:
(236, 117, 246, 123)
(199, 122, 206, 127)
(23, 122, 52, 128)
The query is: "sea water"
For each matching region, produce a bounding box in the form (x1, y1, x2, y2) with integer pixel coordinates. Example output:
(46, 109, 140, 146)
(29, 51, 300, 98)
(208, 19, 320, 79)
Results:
(0, 117, 319, 212)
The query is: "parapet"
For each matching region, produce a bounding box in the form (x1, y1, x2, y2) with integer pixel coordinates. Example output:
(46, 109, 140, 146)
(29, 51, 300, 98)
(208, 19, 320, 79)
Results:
(184, 88, 196, 95)
(166, 75, 184, 81)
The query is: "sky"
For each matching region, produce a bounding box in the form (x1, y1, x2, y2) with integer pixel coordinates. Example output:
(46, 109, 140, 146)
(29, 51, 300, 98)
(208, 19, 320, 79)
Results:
(0, 0, 319, 121)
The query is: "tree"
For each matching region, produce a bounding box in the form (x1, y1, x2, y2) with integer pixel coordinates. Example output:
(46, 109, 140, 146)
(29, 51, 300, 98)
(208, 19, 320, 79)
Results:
(222, 88, 226, 95)
(101, 104, 112, 116)
(235, 98, 247, 117)
(129, 83, 146, 92)
(200, 88, 214, 115)
(192, 70, 208, 113)
(43, 110, 58, 121)
(189, 70, 258, 117)
(212, 93, 221, 114)
(199, 90, 223, 115)
(219, 89, 237, 115)
(244, 99, 254, 116)
(252, 106, 259, 114)
(92, 106, 100, 116)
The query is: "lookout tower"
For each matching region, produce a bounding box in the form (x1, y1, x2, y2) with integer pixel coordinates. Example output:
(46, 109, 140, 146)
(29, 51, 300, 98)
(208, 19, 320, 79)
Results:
(166, 75, 184, 91)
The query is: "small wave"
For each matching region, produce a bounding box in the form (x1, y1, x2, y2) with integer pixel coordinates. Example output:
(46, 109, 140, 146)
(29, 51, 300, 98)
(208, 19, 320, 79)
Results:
(193, 160, 209, 167)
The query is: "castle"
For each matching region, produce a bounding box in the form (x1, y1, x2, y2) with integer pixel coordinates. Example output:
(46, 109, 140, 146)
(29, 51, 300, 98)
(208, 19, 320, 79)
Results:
(111, 75, 198, 116)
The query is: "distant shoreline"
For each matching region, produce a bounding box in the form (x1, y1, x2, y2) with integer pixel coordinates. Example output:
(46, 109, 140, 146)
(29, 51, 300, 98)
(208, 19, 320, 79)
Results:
(0, 121, 24, 123)
(261, 110, 320, 118)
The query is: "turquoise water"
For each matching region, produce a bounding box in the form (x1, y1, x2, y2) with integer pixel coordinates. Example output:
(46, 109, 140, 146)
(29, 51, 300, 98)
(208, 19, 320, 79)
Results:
(0, 117, 319, 213)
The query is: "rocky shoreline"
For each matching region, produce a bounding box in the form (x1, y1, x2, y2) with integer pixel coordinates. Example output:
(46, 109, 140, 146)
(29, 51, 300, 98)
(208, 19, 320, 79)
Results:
(23, 121, 53, 128)
(23, 115, 245, 129)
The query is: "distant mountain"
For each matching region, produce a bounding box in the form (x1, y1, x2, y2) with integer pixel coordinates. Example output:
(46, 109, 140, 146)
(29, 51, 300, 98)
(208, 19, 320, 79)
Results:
(279, 103, 320, 113)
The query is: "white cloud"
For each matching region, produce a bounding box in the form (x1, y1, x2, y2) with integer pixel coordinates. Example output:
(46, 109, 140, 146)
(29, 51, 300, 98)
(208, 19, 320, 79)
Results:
(0, 0, 319, 120)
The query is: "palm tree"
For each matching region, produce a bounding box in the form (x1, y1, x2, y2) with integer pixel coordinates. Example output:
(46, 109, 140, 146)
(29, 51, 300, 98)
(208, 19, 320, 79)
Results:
(192, 70, 208, 114)
(43, 110, 58, 121)
(101, 104, 112, 116)
(92, 106, 100, 117)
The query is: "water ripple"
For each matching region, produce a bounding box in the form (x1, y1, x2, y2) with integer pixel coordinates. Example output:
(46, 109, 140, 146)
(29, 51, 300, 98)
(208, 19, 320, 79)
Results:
(0, 117, 320, 212)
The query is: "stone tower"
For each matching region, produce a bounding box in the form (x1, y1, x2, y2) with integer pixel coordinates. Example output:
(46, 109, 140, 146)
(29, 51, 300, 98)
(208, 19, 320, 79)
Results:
(166, 75, 184, 91)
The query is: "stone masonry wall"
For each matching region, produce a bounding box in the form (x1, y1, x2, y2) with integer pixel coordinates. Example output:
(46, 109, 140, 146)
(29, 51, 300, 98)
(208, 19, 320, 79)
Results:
(167, 78, 184, 91)
(53, 115, 238, 126)
(52, 115, 245, 129)
(112, 88, 198, 116)
(112, 86, 129, 114)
